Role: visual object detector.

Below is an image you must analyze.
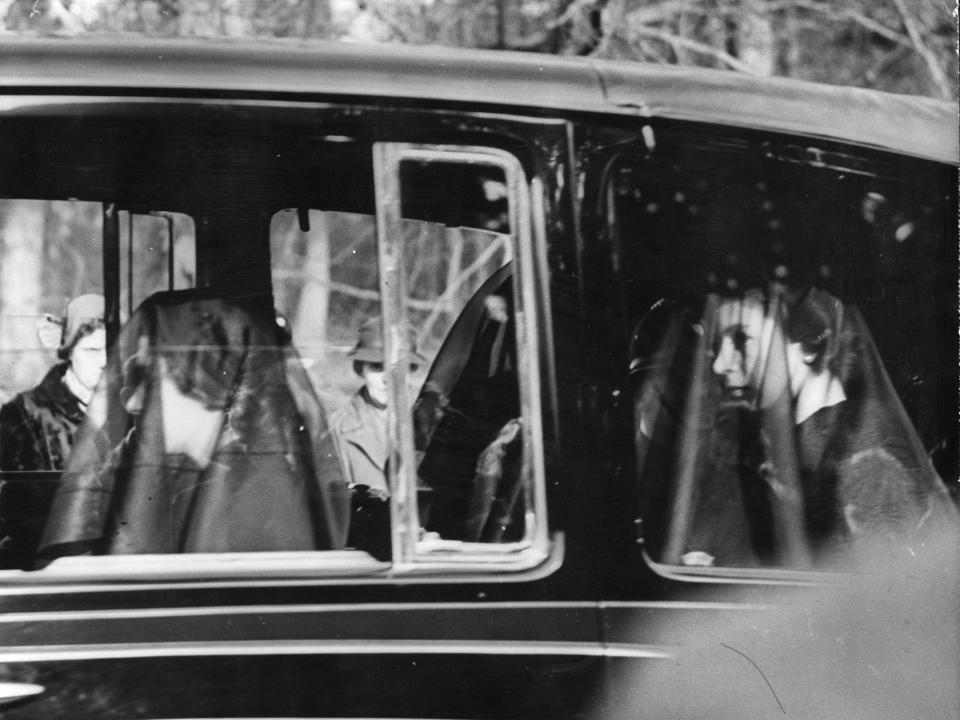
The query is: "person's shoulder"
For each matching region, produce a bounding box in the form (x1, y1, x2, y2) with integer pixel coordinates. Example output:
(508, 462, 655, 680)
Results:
(14, 364, 69, 413)
(329, 391, 364, 435)
(0, 388, 32, 422)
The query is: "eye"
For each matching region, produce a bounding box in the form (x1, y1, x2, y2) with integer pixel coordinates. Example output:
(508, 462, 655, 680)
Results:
(732, 329, 749, 353)
(368, 363, 384, 373)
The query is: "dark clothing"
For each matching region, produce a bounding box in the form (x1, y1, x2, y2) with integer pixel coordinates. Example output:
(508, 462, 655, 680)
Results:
(42, 426, 324, 556)
(39, 292, 350, 560)
(648, 289, 956, 569)
(0, 363, 85, 472)
(0, 363, 88, 568)
(797, 390, 951, 557)
(416, 273, 521, 541)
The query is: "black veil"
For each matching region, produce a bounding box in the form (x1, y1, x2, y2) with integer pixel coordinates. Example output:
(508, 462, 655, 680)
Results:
(633, 284, 956, 569)
(39, 291, 350, 560)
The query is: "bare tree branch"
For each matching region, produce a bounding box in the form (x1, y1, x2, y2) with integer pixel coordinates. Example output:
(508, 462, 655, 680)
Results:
(624, 0, 703, 26)
(888, 0, 953, 98)
(625, 23, 763, 74)
(548, 0, 595, 29)
(763, 0, 912, 49)
(363, 0, 412, 43)
(864, 45, 911, 86)
(46, 0, 85, 33)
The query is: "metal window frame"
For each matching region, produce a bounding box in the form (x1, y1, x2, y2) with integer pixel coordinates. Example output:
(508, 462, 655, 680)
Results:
(373, 142, 551, 573)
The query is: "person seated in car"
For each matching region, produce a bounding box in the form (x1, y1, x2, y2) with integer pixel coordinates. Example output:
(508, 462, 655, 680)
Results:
(331, 316, 426, 496)
(708, 285, 953, 562)
(38, 293, 346, 559)
(0, 294, 105, 568)
(330, 316, 426, 556)
(0, 294, 106, 473)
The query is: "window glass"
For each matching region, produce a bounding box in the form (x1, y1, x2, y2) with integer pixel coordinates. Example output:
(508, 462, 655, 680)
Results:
(270, 197, 515, 557)
(118, 210, 197, 323)
(271, 209, 510, 406)
(382, 149, 544, 558)
(0, 199, 104, 569)
(0, 199, 103, 403)
(0, 199, 200, 569)
(15, 144, 536, 572)
(615, 136, 958, 571)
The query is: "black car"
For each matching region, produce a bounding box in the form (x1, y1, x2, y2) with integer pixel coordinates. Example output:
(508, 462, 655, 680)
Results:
(0, 37, 956, 719)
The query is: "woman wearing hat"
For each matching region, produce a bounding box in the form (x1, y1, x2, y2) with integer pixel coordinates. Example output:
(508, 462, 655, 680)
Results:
(0, 293, 105, 567)
(331, 316, 426, 498)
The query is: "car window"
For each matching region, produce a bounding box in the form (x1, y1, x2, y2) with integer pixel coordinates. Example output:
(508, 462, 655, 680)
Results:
(612, 132, 958, 573)
(0, 131, 548, 576)
(270, 205, 514, 560)
(0, 197, 200, 570)
(118, 210, 196, 323)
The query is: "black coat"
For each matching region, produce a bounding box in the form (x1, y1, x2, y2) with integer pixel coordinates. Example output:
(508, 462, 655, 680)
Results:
(0, 363, 85, 472)
(0, 363, 87, 568)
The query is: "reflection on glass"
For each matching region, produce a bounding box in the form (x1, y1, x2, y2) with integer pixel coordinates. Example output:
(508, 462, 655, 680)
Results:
(415, 268, 524, 543)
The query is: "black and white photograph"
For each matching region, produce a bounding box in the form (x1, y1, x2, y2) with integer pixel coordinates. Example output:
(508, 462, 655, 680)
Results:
(0, 1, 956, 717)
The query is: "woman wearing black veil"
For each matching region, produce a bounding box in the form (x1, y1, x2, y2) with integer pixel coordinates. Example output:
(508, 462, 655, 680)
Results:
(38, 292, 350, 560)
(634, 284, 955, 569)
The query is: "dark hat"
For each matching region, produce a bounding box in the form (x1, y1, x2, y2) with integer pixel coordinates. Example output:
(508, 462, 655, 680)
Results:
(348, 316, 426, 366)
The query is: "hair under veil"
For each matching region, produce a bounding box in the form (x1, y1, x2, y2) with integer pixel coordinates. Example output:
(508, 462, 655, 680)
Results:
(38, 291, 350, 560)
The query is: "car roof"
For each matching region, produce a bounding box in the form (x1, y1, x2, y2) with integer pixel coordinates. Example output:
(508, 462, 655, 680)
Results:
(0, 36, 956, 164)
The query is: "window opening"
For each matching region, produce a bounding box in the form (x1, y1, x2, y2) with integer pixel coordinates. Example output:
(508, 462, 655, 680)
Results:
(0, 199, 104, 570)
(374, 143, 548, 568)
(3, 139, 548, 577)
(118, 210, 196, 323)
(613, 136, 958, 574)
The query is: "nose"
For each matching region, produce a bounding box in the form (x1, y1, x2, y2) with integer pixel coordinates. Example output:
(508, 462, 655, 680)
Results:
(712, 336, 740, 377)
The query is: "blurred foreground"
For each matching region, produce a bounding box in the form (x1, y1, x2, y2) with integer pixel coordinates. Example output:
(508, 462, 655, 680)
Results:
(599, 528, 960, 719)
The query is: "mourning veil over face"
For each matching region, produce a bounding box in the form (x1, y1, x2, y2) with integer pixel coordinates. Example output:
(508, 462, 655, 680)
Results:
(39, 292, 350, 560)
(632, 284, 956, 569)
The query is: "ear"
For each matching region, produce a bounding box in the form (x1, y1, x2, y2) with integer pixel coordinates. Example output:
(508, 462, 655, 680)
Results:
(36, 314, 64, 351)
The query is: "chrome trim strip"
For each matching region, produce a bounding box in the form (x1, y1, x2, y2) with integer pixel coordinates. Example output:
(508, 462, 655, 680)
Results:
(0, 532, 565, 594)
(0, 640, 674, 663)
(0, 682, 44, 703)
(643, 550, 848, 586)
(0, 599, 766, 624)
(0, 95, 571, 128)
(599, 600, 771, 611)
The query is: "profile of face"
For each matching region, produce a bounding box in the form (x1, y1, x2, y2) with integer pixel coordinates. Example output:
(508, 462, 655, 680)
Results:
(68, 327, 107, 393)
(711, 296, 792, 406)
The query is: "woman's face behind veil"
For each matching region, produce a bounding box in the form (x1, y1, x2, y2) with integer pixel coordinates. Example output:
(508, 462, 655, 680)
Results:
(710, 293, 790, 409)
